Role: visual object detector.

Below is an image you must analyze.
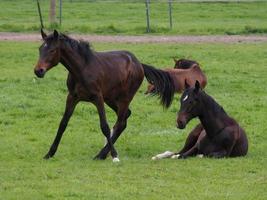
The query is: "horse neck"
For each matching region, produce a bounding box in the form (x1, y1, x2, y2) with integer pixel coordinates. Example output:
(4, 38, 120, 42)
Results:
(198, 93, 227, 137)
(59, 43, 87, 80)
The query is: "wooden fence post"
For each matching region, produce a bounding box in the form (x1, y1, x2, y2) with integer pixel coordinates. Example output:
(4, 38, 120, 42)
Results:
(145, 0, 150, 33)
(168, 0, 173, 29)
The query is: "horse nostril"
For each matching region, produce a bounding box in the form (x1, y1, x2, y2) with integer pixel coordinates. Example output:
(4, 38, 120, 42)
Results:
(177, 120, 185, 129)
(34, 68, 45, 78)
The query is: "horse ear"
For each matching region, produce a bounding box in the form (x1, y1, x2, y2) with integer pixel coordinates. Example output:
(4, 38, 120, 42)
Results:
(53, 30, 59, 39)
(185, 80, 190, 89)
(194, 80, 200, 93)
(41, 29, 47, 40)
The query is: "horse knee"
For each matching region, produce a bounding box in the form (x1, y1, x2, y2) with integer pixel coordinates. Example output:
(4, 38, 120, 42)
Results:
(120, 120, 127, 130)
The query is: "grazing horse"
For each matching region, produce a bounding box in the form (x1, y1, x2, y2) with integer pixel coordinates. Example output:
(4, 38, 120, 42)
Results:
(152, 81, 248, 160)
(145, 64, 207, 94)
(34, 30, 175, 162)
(173, 58, 199, 69)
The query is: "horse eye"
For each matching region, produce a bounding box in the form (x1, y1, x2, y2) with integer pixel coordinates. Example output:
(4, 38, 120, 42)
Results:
(49, 49, 56, 53)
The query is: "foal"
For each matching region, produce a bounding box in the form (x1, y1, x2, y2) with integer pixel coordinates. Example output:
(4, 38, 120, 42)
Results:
(145, 64, 207, 94)
(34, 30, 175, 162)
(152, 81, 248, 160)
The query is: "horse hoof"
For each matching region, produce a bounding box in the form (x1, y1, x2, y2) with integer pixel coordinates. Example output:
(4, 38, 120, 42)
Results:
(197, 154, 204, 158)
(94, 153, 108, 160)
(112, 157, 120, 163)
(171, 154, 180, 159)
(43, 154, 51, 160)
(152, 156, 158, 160)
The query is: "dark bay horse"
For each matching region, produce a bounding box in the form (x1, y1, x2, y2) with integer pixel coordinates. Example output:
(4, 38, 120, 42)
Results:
(173, 58, 199, 69)
(145, 64, 207, 94)
(152, 81, 248, 160)
(34, 30, 175, 162)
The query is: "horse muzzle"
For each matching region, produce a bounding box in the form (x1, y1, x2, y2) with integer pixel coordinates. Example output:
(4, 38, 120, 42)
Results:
(34, 68, 46, 78)
(177, 120, 186, 129)
(176, 112, 188, 129)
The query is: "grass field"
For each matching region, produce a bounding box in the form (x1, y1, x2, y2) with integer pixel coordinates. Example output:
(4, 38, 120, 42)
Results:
(0, 40, 266, 199)
(1, 0, 267, 35)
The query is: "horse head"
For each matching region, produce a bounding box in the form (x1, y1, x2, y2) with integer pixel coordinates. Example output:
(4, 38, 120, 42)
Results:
(34, 29, 61, 78)
(177, 80, 202, 129)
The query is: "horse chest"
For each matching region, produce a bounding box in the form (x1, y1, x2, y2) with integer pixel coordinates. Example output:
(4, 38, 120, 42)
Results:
(68, 81, 97, 101)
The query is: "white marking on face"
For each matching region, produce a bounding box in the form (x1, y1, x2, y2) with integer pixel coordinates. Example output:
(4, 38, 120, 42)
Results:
(44, 43, 47, 47)
(183, 95, 188, 102)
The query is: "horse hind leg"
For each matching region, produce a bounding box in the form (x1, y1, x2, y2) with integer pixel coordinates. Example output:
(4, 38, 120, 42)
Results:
(93, 95, 118, 161)
(94, 100, 130, 161)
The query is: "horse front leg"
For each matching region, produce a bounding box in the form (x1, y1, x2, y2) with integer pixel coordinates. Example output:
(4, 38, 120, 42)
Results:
(44, 94, 78, 159)
(176, 123, 204, 156)
(93, 96, 118, 161)
(177, 144, 198, 159)
(154, 124, 204, 160)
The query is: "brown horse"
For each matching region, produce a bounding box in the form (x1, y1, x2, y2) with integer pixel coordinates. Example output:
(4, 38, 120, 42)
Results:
(152, 81, 248, 160)
(173, 58, 199, 69)
(34, 30, 175, 162)
(145, 64, 207, 94)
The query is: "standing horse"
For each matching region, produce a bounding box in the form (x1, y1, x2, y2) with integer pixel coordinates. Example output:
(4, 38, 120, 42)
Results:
(34, 30, 175, 162)
(145, 64, 207, 94)
(152, 81, 248, 160)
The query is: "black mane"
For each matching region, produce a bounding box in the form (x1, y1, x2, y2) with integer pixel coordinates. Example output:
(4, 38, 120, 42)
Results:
(59, 34, 94, 63)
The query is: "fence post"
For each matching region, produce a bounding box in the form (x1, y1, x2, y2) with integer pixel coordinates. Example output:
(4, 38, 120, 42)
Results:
(145, 0, 150, 33)
(168, 0, 173, 29)
(36, 0, 44, 28)
(59, 0, 62, 26)
(49, 0, 56, 24)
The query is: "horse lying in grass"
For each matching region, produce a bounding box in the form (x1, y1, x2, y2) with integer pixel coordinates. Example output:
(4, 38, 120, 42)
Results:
(152, 81, 248, 160)
(34, 29, 175, 162)
(145, 63, 207, 94)
(173, 58, 199, 69)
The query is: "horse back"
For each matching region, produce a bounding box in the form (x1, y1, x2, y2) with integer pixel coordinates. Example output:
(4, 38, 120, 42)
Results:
(67, 50, 144, 100)
(185, 65, 207, 89)
(164, 65, 207, 92)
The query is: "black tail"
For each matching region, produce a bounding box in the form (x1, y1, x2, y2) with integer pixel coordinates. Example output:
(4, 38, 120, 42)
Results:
(142, 63, 175, 108)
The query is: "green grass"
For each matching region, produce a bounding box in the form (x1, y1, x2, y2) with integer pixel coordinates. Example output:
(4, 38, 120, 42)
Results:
(1, 0, 267, 35)
(0, 41, 267, 199)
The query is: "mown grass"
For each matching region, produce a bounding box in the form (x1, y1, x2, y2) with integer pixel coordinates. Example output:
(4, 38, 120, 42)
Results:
(1, 0, 267, 35)
(0, 41, 267, 199)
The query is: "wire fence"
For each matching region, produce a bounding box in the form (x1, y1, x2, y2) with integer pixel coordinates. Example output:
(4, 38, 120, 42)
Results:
(65, 0, 266, 2)
(32, 0, 267, 35)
